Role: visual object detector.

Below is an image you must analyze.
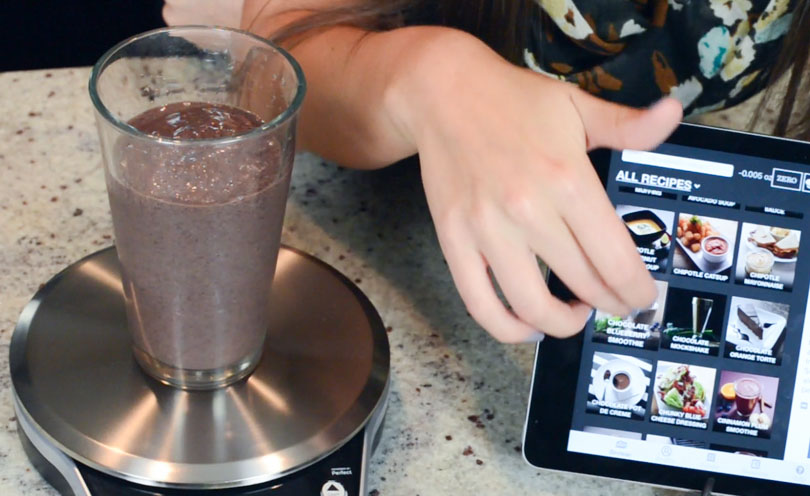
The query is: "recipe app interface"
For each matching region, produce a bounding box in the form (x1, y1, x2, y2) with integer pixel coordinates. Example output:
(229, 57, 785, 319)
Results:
(566, 143, 810, 485)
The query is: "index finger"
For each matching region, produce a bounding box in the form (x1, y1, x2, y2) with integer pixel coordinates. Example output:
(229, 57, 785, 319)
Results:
(557, 157, 657, 309)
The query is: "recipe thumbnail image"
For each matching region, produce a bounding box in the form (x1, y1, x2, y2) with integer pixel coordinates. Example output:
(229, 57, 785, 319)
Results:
(617, 205, 675, 274)
(586, 352, 652, 421)
(724, 296, 789, 366)
(672, 214, 738, 282)
(592, 280, 668, 351)
(660, 287, 727, 356)
(713, 371, 778, 439)
(735, 223, 800, 292)
(650, 361, 716, 430)
(710, 444, 769, 458)
(645, 434, 708, 449)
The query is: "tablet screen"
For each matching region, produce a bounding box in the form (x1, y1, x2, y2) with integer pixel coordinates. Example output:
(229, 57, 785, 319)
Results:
(563, 136, 810, 487)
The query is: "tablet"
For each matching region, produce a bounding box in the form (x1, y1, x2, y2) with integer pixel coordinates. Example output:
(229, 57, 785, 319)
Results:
(523, 123, 810, 495)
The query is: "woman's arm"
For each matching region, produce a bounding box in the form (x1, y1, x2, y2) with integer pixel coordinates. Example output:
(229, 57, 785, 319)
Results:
(165, 1, 683, 342)
(245, 8, 449, 168)
(163, 0, 428, 167)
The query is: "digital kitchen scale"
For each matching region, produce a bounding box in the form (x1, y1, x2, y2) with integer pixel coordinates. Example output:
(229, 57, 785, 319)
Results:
(10, 246, 390, 496)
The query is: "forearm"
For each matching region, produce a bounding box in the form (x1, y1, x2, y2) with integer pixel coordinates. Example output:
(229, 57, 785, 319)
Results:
(243, 9, 471, 169)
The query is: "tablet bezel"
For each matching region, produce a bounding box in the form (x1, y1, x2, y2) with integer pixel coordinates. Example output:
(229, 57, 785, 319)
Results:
(523, 122, 810, 495)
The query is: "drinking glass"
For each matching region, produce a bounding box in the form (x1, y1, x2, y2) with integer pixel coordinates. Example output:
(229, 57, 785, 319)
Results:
(734, 378, 762, 417)
(691, 297, 713, 338)
(89, 27, 305, 389)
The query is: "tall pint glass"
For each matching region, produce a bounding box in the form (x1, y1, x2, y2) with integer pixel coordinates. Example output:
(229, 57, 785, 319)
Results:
(89, 27, 305, 389)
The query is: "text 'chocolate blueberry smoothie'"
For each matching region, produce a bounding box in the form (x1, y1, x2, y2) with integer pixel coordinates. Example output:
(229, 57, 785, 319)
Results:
(90, 27, 306, 389)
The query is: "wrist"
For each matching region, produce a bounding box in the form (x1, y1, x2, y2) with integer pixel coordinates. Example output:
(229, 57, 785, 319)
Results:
(382, 27, 511, 150)
(382, 28, 484, 148)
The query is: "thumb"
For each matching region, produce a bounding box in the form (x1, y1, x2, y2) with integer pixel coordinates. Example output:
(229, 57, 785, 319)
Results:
(571, 92, 683, 151)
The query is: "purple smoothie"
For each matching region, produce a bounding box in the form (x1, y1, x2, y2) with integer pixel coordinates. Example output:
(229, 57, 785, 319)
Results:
(106, 102, 292, 375)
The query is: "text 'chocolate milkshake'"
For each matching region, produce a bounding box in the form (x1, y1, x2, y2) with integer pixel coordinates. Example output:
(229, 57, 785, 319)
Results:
(107, 102, 292, 372)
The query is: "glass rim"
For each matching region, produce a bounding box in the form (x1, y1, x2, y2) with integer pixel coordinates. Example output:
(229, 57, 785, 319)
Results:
(88, 25, 307, 146)
(733, 377, 762, 394)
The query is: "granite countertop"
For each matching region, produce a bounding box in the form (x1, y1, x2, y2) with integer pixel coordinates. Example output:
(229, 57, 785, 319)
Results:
(0, 67, 748, 496)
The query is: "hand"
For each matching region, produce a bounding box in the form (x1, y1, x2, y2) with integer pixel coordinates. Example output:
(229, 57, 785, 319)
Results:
(387, 31, 682, 342)
(163, 0, 244, 28)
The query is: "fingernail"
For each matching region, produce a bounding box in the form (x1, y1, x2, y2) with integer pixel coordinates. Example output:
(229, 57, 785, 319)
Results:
(523, 332, 546, 343)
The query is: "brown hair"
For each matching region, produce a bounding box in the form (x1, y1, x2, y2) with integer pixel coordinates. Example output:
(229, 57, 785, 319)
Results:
(251, 1, 415, 43)
(255, 0, 810, 140)
(757, 0, 810, 139)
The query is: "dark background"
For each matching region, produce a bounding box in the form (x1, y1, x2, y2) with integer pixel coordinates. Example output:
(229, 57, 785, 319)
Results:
(2, 1, 166, 71)
(662, 287, 727, 338)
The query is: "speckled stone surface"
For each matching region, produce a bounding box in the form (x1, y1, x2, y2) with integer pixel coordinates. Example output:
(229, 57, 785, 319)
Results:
(0, 67, 763, 496)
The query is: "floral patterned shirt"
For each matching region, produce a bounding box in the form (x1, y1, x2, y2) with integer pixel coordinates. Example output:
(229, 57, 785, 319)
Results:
(524, 0, 796, 114)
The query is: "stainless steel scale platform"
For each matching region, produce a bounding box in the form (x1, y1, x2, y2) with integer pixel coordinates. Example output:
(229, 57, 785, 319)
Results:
(10, 246, 390, 495)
